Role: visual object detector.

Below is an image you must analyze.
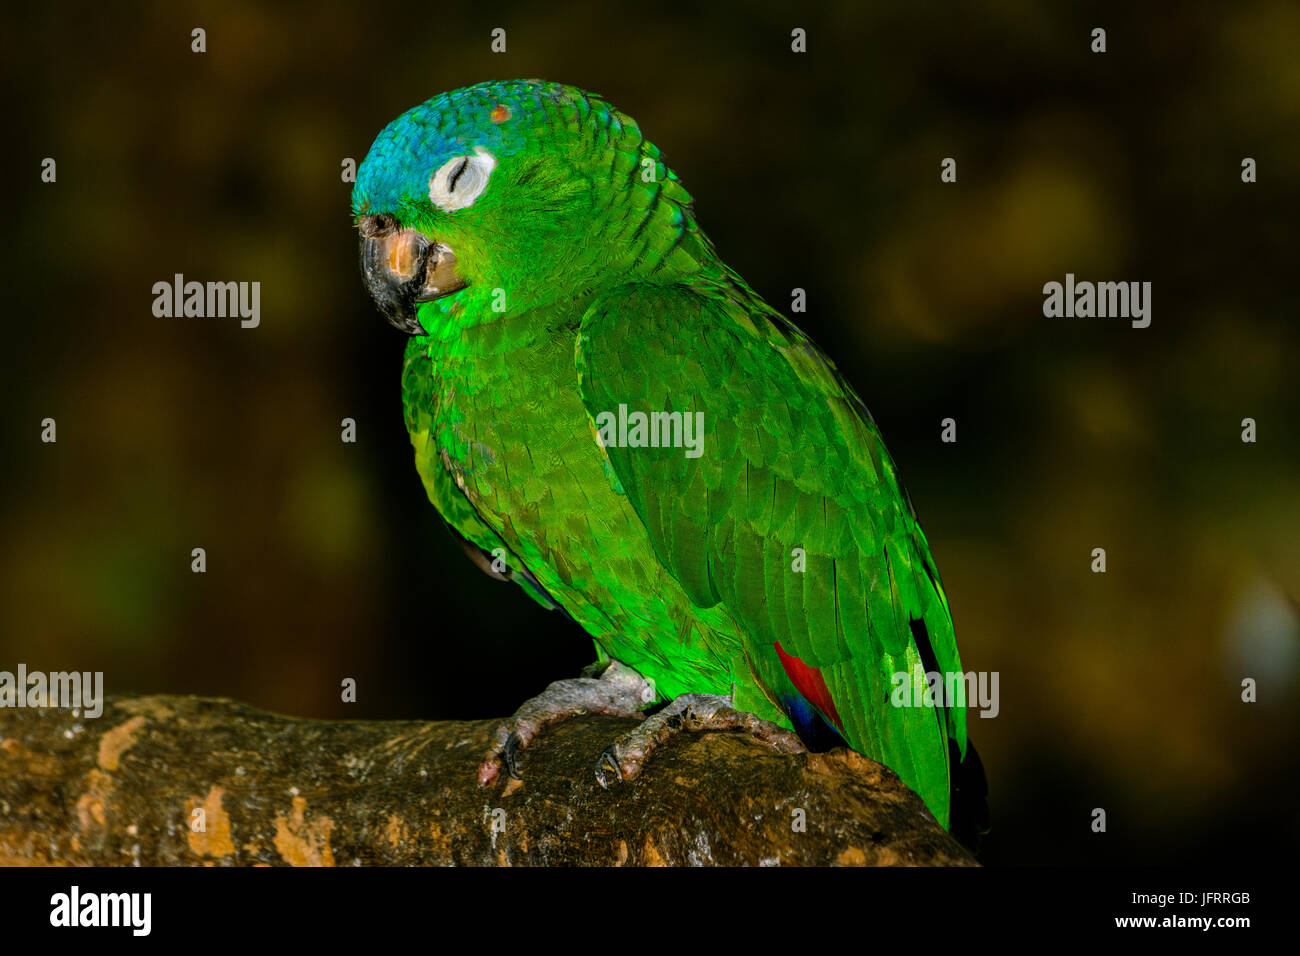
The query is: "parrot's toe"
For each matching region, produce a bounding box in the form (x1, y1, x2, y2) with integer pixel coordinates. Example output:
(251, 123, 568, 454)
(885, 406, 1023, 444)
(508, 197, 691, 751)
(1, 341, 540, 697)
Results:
(476, 757, 502, 788)
(592, 694, 807, 787)
(477, 660, 655, 788)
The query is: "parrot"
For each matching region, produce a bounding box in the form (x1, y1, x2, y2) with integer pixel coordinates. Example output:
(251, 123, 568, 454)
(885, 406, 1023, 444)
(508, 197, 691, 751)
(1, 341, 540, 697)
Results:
(352, 78, 985, 839)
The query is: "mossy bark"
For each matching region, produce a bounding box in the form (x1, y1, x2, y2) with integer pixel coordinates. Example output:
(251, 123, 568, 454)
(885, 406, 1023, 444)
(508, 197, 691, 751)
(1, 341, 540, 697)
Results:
(0, 695, 976, 866)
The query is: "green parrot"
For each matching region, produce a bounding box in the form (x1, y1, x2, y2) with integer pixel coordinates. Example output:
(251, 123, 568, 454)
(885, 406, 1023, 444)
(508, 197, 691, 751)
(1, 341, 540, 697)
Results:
(353, 79, 983, 835)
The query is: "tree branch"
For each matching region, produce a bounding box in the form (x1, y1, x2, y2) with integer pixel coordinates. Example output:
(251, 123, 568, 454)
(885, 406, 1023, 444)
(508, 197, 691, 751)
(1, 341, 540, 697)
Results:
(0, 695, 976, 866)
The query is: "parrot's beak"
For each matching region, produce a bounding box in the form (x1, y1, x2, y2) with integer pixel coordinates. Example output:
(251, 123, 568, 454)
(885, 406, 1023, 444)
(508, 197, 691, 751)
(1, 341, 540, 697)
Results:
(357, 213, 466, 335)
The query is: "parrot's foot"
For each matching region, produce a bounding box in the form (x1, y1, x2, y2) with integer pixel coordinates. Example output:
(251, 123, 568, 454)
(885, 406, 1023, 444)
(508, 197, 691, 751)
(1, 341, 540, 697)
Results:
(477, 660, 655, 787)
(594, 694, 807, 788)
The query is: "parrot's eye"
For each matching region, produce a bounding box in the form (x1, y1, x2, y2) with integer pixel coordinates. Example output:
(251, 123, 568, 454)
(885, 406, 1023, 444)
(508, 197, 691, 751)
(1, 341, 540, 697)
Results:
(429, 147, 496, 212)
(358, 213, 398, 238)
(447, 158, 470, 192)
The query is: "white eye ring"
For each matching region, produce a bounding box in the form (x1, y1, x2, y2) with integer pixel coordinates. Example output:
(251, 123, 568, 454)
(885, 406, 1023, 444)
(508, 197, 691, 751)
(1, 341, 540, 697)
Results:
(428, 146, 496, 212)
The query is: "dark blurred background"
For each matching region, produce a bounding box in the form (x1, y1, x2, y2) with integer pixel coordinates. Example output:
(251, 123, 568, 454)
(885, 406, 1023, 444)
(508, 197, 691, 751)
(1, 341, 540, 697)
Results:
(3, 1, 1297, 866)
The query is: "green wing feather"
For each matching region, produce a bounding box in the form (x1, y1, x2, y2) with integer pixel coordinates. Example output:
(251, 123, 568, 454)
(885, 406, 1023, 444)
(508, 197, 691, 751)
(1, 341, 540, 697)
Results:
(575, 280, 966, 826)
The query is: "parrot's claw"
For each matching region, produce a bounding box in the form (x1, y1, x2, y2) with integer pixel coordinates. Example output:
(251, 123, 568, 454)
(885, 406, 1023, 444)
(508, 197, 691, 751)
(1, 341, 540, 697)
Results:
(477, 660, 655, 788)
(594, 694, 807, 786)
(594, 746, 623, 789)
(502, 732, 526, 780)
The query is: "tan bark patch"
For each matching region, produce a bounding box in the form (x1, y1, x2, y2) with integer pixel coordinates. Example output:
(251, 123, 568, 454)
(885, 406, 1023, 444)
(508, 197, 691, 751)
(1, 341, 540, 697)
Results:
(75, 769, 113, 831)
(97, 716, 147, 771)
(642, 836, 667, 866)
(836, 846, 867, 866)
(385, 814, 404, 847)
(273, 796, 335, 867)
(186, 786, 235, 858)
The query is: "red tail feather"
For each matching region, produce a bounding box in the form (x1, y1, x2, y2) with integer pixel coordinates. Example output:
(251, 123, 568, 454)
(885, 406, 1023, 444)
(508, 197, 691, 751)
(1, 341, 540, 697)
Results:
(774, 642, 843, 733)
